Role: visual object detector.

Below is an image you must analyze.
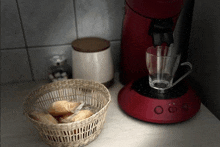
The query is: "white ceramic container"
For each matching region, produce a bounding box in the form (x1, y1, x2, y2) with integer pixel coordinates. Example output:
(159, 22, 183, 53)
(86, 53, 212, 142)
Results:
(72, 37, 114, 87)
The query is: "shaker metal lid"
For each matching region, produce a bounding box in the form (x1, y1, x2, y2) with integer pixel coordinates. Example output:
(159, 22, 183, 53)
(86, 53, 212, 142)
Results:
(72, 37, 110, 53)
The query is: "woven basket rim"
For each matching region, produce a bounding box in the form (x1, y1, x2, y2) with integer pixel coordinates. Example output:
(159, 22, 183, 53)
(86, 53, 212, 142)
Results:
(23, 79, 111, 127)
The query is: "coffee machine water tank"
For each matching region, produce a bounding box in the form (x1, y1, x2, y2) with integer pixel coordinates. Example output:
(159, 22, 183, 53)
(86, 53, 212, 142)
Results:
(120, 0, 194, 84)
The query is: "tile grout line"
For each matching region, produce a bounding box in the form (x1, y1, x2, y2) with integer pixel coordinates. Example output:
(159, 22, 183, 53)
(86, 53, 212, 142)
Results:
(0, 40, 121, 50)
(1, 47, 29, 50)
(25, 43, 72, 49)
(73, 0, 79, 39)
(110, 40, 121, 43)
(0, 43, 72, 50)
(15, 0, 35, 82)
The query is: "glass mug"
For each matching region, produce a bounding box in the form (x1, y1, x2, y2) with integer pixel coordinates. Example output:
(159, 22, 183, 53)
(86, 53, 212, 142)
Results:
(146, 46, 192, 91)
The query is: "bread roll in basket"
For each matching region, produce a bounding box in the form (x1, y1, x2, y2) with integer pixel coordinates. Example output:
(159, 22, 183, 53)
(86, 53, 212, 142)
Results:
(23, 79, 111, 147)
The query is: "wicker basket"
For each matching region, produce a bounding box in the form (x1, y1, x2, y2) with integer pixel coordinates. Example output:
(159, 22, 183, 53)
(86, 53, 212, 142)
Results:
(23, 79, 111, 147)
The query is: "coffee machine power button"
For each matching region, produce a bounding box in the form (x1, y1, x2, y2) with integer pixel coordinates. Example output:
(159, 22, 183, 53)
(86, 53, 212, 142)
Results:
(154, 106, 163, 114)
(168, 107, 177, 113)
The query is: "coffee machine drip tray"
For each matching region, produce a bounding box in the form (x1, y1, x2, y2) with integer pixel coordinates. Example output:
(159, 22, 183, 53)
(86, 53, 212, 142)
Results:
(118, 77, 201, 124)
(131, 76, 188, 100)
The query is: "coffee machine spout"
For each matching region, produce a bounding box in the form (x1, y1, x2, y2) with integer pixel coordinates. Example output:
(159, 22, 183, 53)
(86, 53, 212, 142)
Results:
(149, 18, 174, 47)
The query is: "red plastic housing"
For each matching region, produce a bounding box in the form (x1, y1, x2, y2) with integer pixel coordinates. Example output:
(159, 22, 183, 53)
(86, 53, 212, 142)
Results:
(118, 81, 201, 124)
(120, 0, 184, 84)
(126, 0, 185, 19)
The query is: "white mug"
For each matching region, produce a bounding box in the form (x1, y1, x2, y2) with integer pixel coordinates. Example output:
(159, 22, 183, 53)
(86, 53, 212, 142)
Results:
(72, 37, 114, 87)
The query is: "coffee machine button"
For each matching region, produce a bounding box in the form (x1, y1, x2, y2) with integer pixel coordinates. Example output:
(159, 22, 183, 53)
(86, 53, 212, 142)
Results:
(168, 107, 177, 113)
(154, 106, 163, 114)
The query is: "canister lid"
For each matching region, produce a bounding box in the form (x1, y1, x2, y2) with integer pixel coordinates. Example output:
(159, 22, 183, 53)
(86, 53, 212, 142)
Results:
(72, 37, 110, 52)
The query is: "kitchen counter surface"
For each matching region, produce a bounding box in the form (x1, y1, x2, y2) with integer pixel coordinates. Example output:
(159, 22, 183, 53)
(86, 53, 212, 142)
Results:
(1, 76, 220, 147)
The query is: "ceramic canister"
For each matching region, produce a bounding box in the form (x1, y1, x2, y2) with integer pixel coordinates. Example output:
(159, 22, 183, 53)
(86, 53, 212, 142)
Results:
(72, 37, 114, 88)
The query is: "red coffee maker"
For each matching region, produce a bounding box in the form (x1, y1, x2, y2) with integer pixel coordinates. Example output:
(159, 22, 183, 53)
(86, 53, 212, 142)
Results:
(120, 0, 193, 84)
(118, 0, 201, 123)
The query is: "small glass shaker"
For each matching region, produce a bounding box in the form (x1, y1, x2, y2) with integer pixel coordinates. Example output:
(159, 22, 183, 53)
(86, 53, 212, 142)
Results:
(48, 55, 72, 82)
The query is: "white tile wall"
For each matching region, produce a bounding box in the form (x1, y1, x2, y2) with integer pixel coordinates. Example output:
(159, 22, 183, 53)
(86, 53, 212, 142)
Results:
(1, 49, 32, 83)
(17, 0, 77, 47)
(75, 0, 125, 40)
(1, 0, 125, 84)
(1, 0, 25, 49)
(110, 41, 121, 72)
